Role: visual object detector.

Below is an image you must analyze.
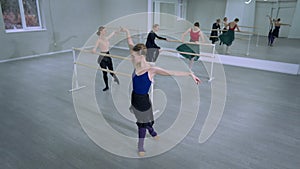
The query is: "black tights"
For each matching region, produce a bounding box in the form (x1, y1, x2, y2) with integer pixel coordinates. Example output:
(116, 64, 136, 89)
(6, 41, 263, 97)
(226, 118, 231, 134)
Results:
(98, 52, 115, 90)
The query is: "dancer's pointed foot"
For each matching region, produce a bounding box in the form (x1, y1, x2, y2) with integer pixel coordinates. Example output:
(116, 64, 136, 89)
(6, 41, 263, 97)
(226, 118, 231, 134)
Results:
(154, 135, 160, 141)
(113, 75, 119, 85)
(102, 87, 109, 91)
(138, 151, 145, 157)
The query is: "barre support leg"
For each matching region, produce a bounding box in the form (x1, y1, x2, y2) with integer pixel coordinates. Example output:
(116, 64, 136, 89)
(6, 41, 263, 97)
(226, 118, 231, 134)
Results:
(208, 44, 215, 82)
(69, 48, 86, 92)
(246, 34, 252, 56)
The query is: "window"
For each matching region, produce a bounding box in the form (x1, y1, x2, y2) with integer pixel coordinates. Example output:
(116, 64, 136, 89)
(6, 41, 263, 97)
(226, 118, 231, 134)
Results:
(177, 0, 186, 20)
(152, 0, 187, 22)
(1, 0, 43, 32)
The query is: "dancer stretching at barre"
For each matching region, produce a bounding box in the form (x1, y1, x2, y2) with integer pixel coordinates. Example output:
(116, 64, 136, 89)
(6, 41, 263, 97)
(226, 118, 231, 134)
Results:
(145, 24, 168, 63)
(93, 26, 120, 91)
(219, 18, 240, 54)
(177, 22, 204, 68)
(219, 17, 228, 45)
(210, 18, 221, 44)
(120, 27, 201, 157)
(267, 15, 291, 47)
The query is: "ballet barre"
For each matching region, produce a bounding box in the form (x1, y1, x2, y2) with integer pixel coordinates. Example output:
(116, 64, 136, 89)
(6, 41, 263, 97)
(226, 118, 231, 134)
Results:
(158, 29, 254, 57)
(235, 37, 250, 41)
(69, 47, 133, 92)
(209, 29, 258, 35)
(239, 25, 257, 29)
(161, 38, 216, 81)
(165, 39, 215, 46)
(69, 47, 86, 92)
(208, 30, 253, 56)
(209, 29, 225, 31)
(105, 26, 146, 32)
(162, 49, 215, 58)
(161, 46, 216, 82)
(73, 48, 131, 61)
(75, 62, 131, 77)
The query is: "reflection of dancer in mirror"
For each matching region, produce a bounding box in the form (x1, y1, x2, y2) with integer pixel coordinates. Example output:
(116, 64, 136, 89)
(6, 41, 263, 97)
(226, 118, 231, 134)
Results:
(219, 18, 240, 54)
(178, 22, 204, 68)
(93, 26, 119, 91)
(267, 15, 291, 46)
(145, 24, 168, 63)
(222, 17, 228, 31)
(121, 27, 201, 157)
(219, 17, 228, 45)
(210, 18, 221, 44)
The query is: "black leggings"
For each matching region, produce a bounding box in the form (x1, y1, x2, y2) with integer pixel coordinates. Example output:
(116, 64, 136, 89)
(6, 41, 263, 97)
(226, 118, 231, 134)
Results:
(97, 52, 115, 88)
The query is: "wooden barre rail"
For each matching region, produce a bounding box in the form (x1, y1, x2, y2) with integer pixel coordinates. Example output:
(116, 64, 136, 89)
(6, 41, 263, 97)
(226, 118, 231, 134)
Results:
(105, 26, 146, 32)
(162, 49, 215, 58)
(163, 39, 215, 46)
(73, 48, 131, 61)
(235, 37, 251, 41)
(239, 25, 257, 28)
(209, 29, 257, 35)
(75, 62, 131, 77)
(206, 36, 250, 41)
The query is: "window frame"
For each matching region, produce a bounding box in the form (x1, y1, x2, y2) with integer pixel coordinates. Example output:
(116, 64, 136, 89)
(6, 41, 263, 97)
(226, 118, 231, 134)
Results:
(1, 0, 44, 33)
(177, 0, 186, 20)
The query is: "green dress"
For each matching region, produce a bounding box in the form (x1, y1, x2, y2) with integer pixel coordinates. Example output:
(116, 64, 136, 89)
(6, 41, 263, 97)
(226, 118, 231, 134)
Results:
(176, 43, 200, 61)
(219, 26, 236, 46)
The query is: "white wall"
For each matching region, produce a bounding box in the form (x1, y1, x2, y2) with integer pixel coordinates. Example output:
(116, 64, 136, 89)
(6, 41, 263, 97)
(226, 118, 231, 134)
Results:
(288, 0, 300, 38)
(225, 0, 256, 32)
(99, 0, 148, 26)
(187, 0, 227, 32)
(152, 0, 188, 32)
(275, 1, 297, 37)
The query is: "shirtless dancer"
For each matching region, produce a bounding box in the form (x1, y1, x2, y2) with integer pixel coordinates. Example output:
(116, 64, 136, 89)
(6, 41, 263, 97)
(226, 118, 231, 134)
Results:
(93, 26, 119, 91)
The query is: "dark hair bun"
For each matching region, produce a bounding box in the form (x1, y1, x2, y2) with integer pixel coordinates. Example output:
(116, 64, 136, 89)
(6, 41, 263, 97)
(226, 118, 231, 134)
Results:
(133, 43, 147, 55)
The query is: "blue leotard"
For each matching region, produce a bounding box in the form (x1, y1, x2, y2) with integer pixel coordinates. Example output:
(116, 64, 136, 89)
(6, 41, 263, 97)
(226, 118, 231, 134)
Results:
(132, 71, 152, 95)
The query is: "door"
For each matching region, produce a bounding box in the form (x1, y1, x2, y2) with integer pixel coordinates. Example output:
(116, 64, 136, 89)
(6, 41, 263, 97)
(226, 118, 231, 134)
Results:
(153, 1, 176, 29)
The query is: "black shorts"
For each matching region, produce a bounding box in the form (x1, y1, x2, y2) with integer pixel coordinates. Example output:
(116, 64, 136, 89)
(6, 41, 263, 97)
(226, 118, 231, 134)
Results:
(129, 91, 154, 123)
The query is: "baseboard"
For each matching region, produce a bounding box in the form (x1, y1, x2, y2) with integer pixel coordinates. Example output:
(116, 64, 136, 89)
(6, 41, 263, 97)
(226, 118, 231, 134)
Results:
(0, 49, 72, 63)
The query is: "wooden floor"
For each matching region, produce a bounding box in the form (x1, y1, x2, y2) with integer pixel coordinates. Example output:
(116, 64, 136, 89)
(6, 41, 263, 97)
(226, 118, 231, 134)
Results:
(0, 50, 299, 169)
